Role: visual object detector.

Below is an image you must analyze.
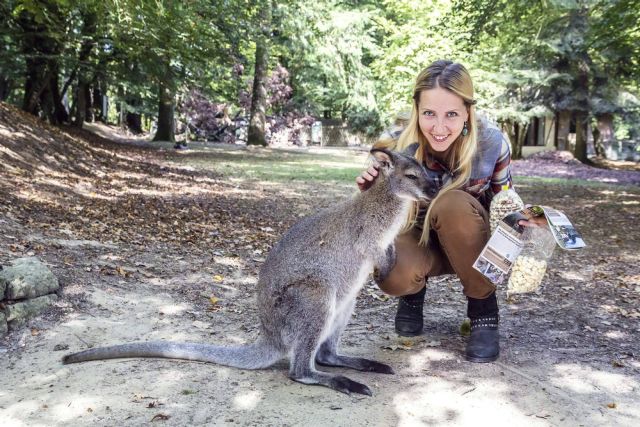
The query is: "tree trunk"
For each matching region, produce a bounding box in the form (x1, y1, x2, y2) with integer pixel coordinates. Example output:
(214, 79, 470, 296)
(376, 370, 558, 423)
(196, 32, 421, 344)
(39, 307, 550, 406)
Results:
(247, 1, 272, 147)
(84, 84, 94, 122)
(126, 112, 143, 134)
(91, 58, 108, 122)
(0, 76, 12, 101)
(92, 84, 106, 122)
(502, 119, 518, 159)
(596, 113, 616, 158)
(22, 57, 49, 115)
(74, 81, 87, 127)
(556, 110, 571, 151)
(49, 63, 68, 124)
(153, 83, 175, 142)
(515, 122, 528, 159)
(17, 6, 68, 123)
(574, 111, 588, 162)
(125, 94, 143, 134)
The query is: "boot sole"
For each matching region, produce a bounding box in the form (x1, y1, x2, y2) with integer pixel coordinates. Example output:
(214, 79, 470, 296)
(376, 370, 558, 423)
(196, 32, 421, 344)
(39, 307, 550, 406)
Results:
(465, 354, 499, 363)
(395, 328, 423, 337)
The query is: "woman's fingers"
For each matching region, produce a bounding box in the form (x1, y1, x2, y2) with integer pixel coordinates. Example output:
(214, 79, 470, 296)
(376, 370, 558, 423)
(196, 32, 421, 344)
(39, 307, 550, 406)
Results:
(356, 165, 380, 191)
(518, 217, 549, 228)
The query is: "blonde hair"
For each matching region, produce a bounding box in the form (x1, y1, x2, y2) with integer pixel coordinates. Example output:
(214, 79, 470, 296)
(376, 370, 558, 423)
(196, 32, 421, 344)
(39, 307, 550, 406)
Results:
(387, 60, 478, 245)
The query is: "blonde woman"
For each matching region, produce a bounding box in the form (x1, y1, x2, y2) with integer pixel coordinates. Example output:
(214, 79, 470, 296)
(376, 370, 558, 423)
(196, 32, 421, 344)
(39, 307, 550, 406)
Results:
(357, 60, 535, 363)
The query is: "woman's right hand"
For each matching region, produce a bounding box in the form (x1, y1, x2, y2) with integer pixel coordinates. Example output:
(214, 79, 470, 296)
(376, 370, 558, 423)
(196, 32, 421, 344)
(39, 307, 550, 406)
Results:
(355, 165, 379, 192)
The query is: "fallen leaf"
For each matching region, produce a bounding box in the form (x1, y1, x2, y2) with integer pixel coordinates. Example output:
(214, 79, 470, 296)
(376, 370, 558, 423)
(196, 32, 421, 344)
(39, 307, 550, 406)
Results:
(606, 403, 617, 409)
(382, 344, 413, 351)
(213, 275, 223, 282)
(209, 295, 220, 305)
(151, 413, 170, 421)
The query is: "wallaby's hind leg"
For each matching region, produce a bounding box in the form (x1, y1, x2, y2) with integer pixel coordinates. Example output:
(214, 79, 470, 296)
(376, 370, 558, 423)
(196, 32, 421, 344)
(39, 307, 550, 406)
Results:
(315, 298, 394, 374)
(289, 330, 372, 396)
(285, 289, 372, 396)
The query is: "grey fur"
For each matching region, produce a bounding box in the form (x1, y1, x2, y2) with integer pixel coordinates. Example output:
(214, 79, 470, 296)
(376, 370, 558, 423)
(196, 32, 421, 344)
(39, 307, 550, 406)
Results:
(63, 148, 435, 396)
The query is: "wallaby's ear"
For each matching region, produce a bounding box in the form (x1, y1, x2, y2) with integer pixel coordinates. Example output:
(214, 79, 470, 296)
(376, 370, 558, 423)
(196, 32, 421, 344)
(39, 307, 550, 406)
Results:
(370, 148, 394, 173)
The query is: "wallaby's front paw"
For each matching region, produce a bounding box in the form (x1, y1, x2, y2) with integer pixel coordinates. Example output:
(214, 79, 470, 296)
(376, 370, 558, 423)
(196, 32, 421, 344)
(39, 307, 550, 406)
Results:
(374, 244, 397, 283)
(330, 375, 372, 396)
(362, 359, 395, 374)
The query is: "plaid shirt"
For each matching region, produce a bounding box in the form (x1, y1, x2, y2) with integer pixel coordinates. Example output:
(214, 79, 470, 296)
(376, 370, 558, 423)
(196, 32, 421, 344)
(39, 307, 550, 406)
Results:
(402, 121, 514, 208)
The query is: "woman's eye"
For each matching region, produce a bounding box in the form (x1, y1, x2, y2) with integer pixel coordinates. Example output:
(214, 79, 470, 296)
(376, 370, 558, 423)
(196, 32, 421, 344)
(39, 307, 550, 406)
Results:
(447, 112, 458, 117)
(422, 111, 434, 116)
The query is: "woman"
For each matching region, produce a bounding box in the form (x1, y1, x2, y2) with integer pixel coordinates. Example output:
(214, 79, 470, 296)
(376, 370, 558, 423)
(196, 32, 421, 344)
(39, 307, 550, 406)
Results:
(357, 60, 539, 363)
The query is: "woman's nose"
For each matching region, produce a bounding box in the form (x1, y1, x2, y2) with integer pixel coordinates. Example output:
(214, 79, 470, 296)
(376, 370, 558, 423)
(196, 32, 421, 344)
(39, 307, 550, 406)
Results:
(431, 119, 447, 134)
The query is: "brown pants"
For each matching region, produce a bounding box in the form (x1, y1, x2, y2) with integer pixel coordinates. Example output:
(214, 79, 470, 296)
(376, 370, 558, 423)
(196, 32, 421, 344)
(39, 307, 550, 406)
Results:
(377, 190, 496, 299)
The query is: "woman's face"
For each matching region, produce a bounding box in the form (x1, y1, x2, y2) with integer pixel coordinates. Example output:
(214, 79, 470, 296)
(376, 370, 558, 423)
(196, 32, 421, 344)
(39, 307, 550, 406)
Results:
(417, 87, 469, 152)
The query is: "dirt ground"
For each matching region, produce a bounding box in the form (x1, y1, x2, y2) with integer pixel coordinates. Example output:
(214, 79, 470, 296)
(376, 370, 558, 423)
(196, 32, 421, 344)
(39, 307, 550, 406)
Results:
(1, 106, 639, 426)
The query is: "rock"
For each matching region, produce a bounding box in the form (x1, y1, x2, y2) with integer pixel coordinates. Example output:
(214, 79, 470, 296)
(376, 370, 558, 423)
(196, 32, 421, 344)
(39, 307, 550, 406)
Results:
(0, 311, 7, 336)
(6, 294, 58, 330)
(0, 257, 59, 300)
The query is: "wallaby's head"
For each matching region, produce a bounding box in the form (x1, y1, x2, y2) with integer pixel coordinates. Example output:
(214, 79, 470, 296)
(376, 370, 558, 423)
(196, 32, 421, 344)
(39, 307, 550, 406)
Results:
(370, 148, 436, 202)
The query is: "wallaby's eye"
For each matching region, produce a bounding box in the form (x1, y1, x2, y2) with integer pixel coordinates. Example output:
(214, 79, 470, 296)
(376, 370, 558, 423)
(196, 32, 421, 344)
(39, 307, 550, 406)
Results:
(405, 173, 419, 181)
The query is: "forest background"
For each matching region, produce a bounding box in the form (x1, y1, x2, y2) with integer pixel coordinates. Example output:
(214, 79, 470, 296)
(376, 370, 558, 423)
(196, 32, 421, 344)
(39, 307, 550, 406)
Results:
(1, 2, 640, 424)
(0, 0, 639, 162)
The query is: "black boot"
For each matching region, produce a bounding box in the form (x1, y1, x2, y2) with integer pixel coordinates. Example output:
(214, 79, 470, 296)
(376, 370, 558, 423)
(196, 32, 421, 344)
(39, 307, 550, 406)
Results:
(395, 286, 426, 337)
(465, 293, 499, 363)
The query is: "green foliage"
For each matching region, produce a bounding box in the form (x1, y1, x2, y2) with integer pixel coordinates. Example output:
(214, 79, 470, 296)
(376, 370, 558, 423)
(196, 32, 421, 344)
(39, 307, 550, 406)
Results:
(277, 1, 383, 134)
(372, 0, 464, 123)
(0, 0, 638, 143)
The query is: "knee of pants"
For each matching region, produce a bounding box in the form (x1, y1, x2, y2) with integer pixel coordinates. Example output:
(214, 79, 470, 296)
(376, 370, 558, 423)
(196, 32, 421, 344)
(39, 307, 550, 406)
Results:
(430, 190, 488, 229)
(376, 269, 425, 297)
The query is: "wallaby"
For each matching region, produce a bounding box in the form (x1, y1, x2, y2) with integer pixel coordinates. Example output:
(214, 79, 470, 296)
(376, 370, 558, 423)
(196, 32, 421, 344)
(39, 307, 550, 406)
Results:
(63, 148, 436, 396)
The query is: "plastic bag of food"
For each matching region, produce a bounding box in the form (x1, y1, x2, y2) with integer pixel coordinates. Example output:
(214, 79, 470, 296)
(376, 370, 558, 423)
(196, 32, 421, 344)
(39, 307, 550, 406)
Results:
(507, 226, 556, 294)
(489, 185, 524, 233)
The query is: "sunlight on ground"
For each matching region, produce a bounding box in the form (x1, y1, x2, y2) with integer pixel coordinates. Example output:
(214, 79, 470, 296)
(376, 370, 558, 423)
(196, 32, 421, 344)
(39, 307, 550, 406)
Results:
(393, 377, 539, 426)
(213, 256, 244, 268)
(558, 268, 593, 282)
(407, 349, 457, 370)
(232, 390, 263, 410)
(551, 364, 638, 394)
(603, 330, 629, 340)
(49, 396, 101, 422)
(158, 303, 190, 315)
(1, 401, 43, 426)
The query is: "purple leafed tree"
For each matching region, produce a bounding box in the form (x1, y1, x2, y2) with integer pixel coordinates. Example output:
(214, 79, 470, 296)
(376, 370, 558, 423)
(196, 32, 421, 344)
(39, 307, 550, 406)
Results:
(181, 64, 314, 145)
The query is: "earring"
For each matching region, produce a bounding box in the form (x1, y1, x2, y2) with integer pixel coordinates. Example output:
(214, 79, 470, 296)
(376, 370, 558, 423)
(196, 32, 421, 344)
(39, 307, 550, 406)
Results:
(462, 121, 469, 136)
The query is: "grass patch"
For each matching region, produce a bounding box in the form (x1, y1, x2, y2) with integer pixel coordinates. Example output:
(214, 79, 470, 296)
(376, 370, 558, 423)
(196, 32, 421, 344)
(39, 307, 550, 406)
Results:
(515, 175, 640, 192)
(177, 145, 370, 183)
(173, 144, 639, 193)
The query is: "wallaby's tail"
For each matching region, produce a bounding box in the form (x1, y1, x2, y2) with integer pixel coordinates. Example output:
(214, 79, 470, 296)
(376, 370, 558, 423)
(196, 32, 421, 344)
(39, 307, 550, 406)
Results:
(62, 338, 282, 370)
